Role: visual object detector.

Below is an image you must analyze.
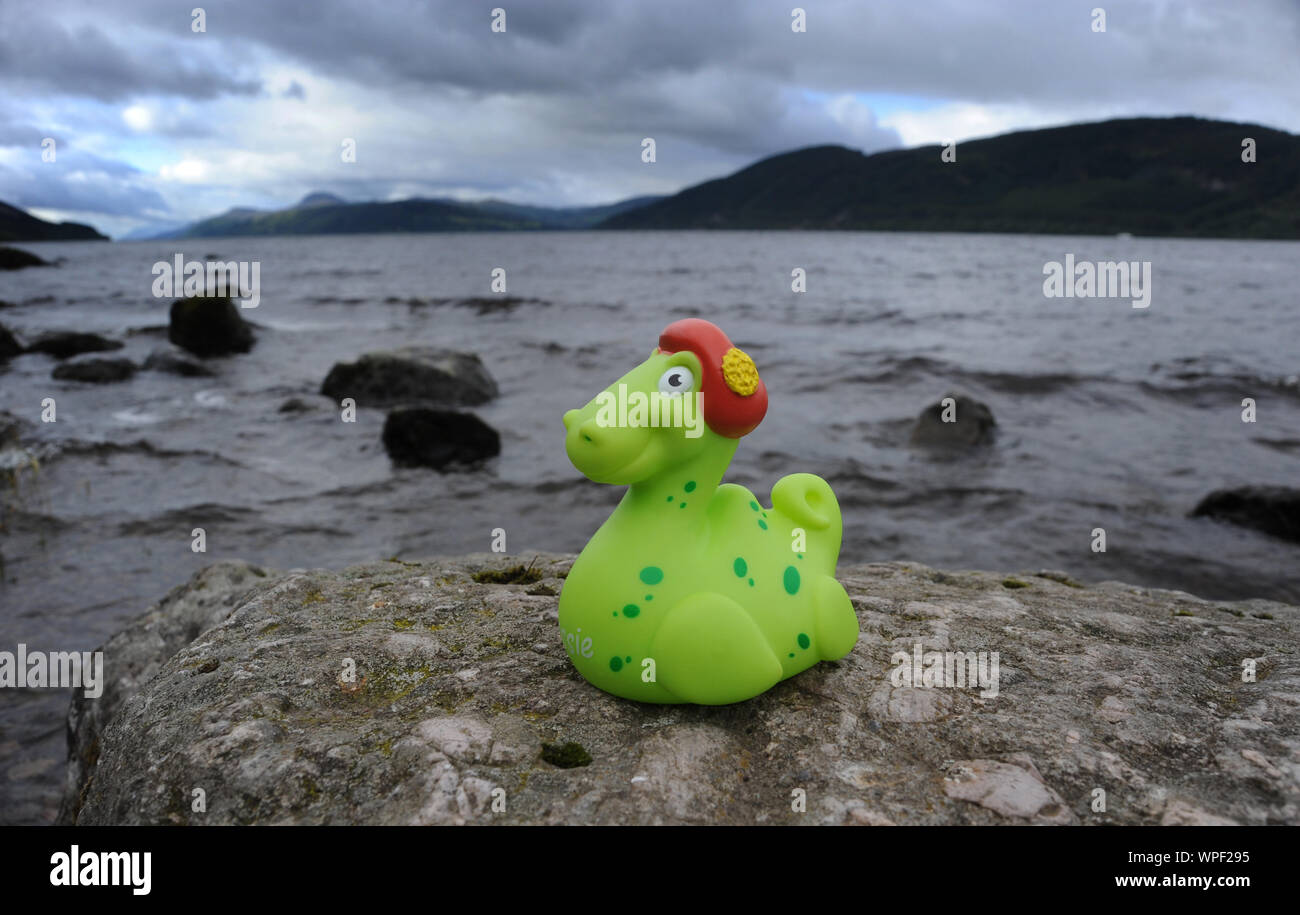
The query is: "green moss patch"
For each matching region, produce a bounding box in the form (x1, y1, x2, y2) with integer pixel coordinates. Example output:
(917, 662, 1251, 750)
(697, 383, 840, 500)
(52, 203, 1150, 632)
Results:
(472, 563, 543, 584)
(541, 741, 592, 768)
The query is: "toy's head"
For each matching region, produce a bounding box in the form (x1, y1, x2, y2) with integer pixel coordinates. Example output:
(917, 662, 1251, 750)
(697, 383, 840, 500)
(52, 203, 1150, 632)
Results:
(563, 319, 768, 484)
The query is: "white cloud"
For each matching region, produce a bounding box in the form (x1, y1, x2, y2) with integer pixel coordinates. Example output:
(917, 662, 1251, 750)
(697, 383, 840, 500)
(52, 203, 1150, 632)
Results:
(880, 103, 1056, 147)
(159, 158, 207, 182)
(122, 105, 152, 130)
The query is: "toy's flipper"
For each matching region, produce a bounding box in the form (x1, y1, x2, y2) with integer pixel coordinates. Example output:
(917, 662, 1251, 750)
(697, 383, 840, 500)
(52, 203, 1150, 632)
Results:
(813, 575, 859, 660)
(651, 593, 783, 705)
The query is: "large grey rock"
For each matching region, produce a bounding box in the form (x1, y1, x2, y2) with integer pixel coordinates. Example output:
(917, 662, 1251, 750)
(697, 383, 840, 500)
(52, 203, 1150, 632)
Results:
(1192, 486, 1300, 544)
(57, 561, 279, 824)
(51, 357, 137, 383)
(381, 407, 500, 469)
(26, 331, 123, 360)
(65, 556, 1299, 825)
(0, 246, 48, 270)
(168, 296, 255, 357)
(144, 347, 216, 377)
(321, 348, 498, 408)
(909, 392, 996, 449)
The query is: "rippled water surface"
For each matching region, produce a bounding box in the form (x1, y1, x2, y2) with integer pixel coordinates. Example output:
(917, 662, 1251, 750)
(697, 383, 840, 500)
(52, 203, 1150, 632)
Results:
(2, 230, 1298, 822)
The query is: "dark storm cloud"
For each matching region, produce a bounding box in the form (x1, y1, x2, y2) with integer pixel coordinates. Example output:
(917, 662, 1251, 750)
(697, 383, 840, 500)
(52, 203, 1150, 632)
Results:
(0, 158, 170, 217)
(76, 0, 1300, 115)
(3, 0, 1297, 236)
(0, 10, 262, 101)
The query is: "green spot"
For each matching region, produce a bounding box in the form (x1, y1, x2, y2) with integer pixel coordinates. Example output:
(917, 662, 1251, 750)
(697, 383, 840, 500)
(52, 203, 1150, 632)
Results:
(733, 557, 748, 577)
(797, 553, 804, 559)
(784, 566, 801, 595)
(666, 495, 673, 502)
(625, 656, 632, 663)
(789, 652, 795, 658)
(684, 480, 697, 493)
(748, 578, 754, 586)
(640, 566, 663, 585)
(762, 511, 768, 518)
(610, 656, 623, 671)
(749, 501, 759, 511)
(645, 594, 653, 601)
(679, 502, 687, 509)
(797, 633, 811, 650)
(622, 604, 640, 618)
(758, 520, 768, 530)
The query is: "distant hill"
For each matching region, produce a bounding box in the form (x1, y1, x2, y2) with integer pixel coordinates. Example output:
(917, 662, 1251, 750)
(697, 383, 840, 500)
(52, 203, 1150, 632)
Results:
(156, 191, 665, 238)
(601, 117, 1300, 239)
(0, 201, 107, 242)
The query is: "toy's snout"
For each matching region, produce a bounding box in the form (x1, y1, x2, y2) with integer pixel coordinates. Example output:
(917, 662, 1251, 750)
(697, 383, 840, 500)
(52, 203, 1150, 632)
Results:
(563, 402, 651, 483)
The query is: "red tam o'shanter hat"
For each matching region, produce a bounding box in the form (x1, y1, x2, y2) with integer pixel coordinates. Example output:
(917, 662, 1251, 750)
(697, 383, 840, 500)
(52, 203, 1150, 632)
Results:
(657, 319, 767, 438)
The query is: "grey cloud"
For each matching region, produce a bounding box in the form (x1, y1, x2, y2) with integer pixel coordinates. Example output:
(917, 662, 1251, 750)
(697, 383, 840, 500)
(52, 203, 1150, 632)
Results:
(0, 13, 262, 101)
(0, 160, 170, 217)
(3, 0, 1297, 229)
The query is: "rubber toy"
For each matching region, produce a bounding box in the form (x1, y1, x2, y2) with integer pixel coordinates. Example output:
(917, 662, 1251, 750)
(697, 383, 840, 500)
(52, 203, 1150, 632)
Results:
(559, 318, 859, 704)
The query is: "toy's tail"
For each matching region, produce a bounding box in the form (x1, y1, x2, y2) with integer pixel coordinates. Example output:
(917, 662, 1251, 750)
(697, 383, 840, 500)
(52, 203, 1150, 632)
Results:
(771, 473, 842, 567)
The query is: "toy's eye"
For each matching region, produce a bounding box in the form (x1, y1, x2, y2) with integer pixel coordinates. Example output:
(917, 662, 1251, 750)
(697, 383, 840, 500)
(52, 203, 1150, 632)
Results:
(658, 365, 694, 396)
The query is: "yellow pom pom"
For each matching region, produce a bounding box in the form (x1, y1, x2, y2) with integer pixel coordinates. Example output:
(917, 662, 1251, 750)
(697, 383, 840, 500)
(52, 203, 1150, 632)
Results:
(721, 347, 759, 396)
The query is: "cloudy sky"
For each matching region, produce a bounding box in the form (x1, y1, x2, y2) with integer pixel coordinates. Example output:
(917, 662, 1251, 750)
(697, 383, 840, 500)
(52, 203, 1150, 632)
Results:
(2, 0, 1298, 238)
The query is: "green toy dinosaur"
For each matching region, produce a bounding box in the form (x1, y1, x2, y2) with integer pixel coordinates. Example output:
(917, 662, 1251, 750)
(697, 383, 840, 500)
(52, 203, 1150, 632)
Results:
(559, 318, 859, 705)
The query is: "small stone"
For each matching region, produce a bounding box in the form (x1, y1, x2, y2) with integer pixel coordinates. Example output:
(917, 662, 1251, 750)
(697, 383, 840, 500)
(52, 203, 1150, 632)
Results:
(944, 758, 1076, 823)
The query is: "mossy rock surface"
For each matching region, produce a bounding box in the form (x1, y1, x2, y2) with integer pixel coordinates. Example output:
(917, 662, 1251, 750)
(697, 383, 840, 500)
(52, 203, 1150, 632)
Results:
(61, 554, 1300, 825)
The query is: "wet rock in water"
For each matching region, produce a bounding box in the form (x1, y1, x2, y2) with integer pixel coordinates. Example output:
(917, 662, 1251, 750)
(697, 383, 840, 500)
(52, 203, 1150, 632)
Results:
(278, 397, 322, 413)
(1192, 486, 1300, 544)
(382, 407, 500, 469)
(168, 296, 255, 357)
(52, 357, 137, 383)
(0, 410, 26, 447)
(321, 348, 498, 408)
(25, 331, 123, 360)
(909, 392, 996, 448)
(143, 347, 215, 377)
(0, 323, 21, 359)
(61, 555, 1299, 825)
(0, 246, 48, 270)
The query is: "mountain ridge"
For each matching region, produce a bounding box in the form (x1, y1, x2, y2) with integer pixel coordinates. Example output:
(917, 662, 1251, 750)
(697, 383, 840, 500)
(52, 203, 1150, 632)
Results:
(600, 116, 1300, 239)
(148, 192, 667, 239)
(0, 201, 108, 242)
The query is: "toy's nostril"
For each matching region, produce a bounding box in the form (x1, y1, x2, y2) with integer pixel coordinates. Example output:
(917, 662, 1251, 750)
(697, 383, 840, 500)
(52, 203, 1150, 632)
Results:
(578, 419, 602, 446)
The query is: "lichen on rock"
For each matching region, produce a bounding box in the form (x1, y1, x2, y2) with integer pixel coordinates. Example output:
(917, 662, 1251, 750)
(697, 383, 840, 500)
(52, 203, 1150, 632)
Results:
(60, 554, 1300, 825)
